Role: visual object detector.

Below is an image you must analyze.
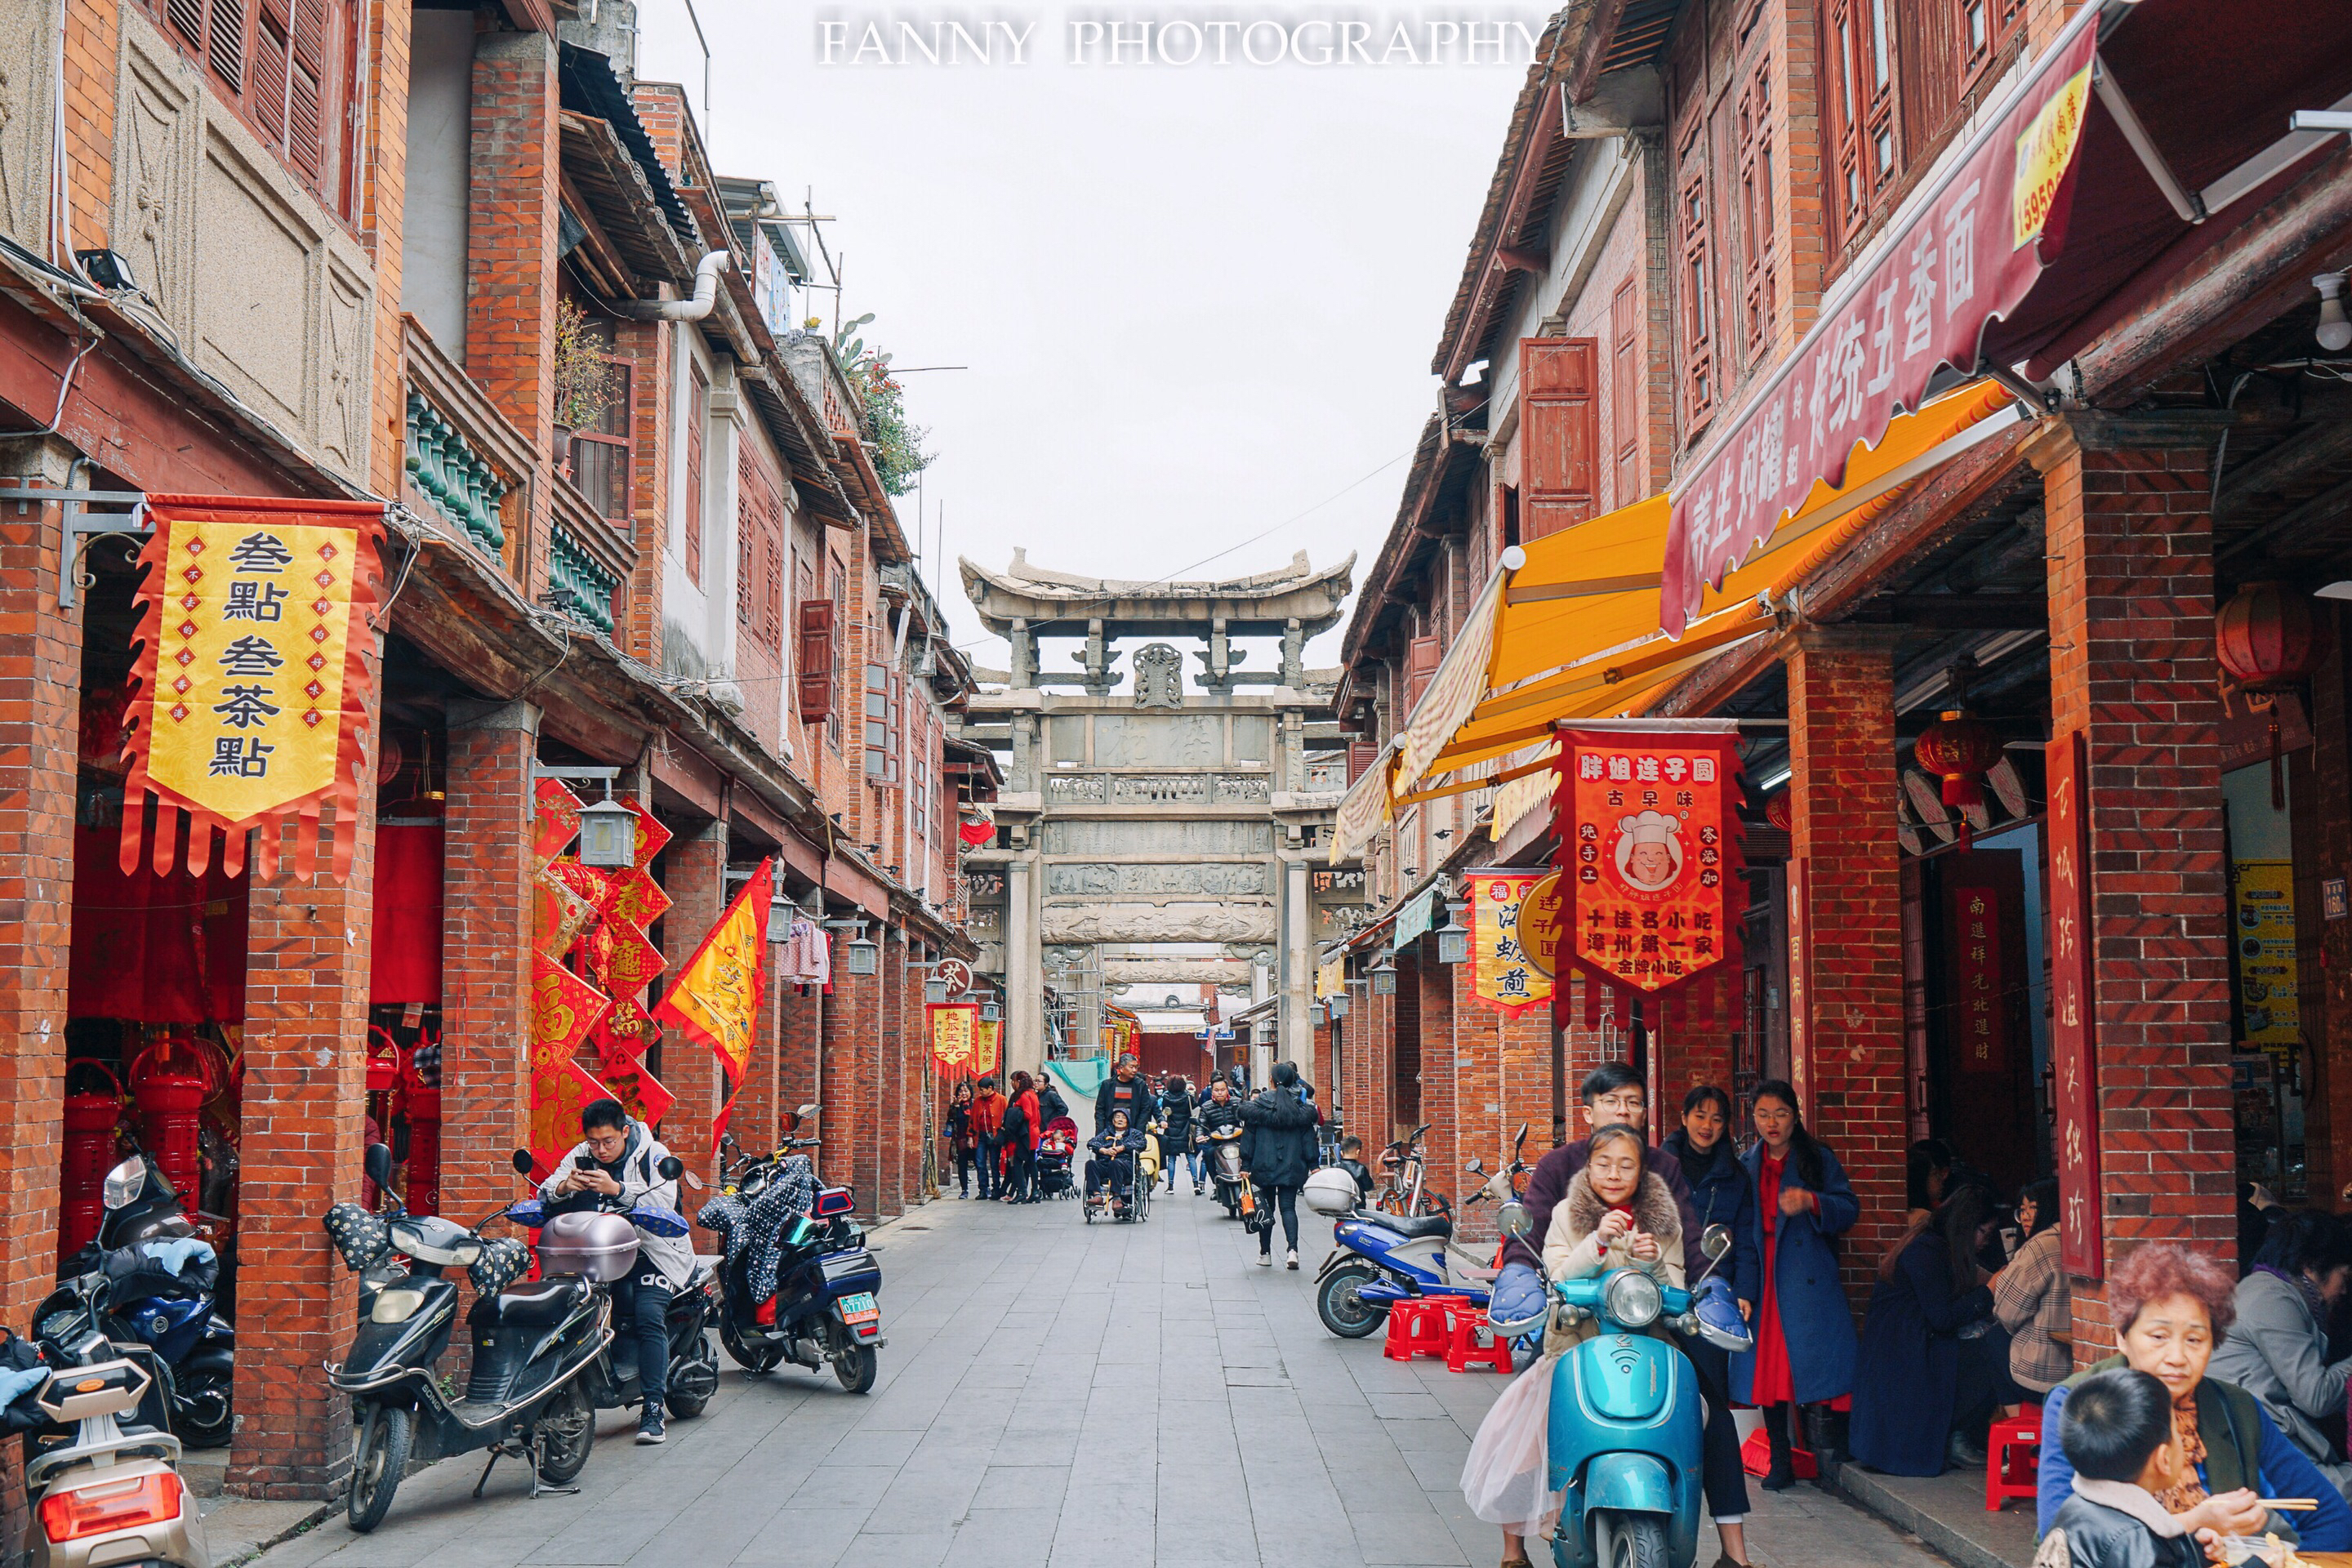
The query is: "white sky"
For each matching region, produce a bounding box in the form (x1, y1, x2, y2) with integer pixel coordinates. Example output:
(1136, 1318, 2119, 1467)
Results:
(633, 4, 1544, 670)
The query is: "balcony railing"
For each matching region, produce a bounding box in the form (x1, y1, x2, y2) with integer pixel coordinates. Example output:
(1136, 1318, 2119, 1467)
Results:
(547, 523, 621, 636)
(404, 390, 507, 555)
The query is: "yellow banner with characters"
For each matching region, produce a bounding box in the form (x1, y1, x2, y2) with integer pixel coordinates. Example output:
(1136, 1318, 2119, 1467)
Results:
(1472, 872, 1553, 1018)
(122, 497, 384, 881)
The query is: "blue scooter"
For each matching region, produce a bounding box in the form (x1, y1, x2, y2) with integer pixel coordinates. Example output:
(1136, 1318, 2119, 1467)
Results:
(1489, 1205, 1752, 1568)
(1312, 1125, 1531, 1339)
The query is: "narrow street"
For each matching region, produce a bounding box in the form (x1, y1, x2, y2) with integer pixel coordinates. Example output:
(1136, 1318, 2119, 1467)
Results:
(248, 1190, 1951, 1568)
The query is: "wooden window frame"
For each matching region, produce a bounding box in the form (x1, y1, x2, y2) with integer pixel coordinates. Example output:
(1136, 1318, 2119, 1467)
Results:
(1610, 278, 1642, 508)
(150, 0, 354, 219)
(1675, 121, 1716, 428)
(826, 561, 847, 752)
(566, 321, 634, 528)
(1734, 58, 1775, 361)
(1823, 0, 1902, 251)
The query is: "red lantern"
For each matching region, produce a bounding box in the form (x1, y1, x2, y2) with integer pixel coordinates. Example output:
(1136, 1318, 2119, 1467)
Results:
(1765, 792, 1793, 834)
(2216, 581, 2325, 809)
(1913, 711, 2002, 849)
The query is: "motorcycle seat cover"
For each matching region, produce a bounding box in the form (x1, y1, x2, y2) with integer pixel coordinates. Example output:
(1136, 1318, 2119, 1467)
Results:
(1360, 1211, 1453, 1241)
(495, 1277, 589, 1325)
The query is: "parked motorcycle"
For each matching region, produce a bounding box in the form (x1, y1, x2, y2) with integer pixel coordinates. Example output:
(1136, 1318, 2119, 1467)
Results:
(1205, 1124, 1255, 1225)
(699, 1109, 884, 1394)
(44, 1156, 234, 1449)
(22, 1356, 210, 1568)
(1310, 1125, 1534, 1339)
(1488, 1205, 1752, 1568)
(323, 1146, 593, 1531)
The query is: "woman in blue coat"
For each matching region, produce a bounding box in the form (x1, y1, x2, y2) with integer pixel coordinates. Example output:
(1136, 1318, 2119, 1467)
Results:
(1663, 1085, 1764, 1566)
(1733, 1079, 1860, 1490)
(1849, 1184, 2014, 1476)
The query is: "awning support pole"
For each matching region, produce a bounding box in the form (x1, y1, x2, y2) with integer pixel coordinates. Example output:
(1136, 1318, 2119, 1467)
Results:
(2092, 57, 2204, 224)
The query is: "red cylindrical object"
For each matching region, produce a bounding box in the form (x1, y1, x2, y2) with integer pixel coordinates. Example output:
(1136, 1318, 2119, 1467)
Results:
(403, 1081, 442, 1218)
(130, 1043, 209, 1204)
(59, 1064, 125, 1262)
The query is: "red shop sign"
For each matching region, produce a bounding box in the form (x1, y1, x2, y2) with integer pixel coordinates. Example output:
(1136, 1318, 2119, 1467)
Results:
(2047, 730, 2103, 1279)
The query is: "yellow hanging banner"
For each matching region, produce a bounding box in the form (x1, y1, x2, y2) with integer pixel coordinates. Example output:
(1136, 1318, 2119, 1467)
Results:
(120, 497, 385, 882)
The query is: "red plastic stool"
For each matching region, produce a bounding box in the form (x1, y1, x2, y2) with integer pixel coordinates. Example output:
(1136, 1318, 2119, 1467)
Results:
(1442, 1305, 1516, 1374)
(1383, 1298, 1451, 1362)
(1740, 1425, 1818, 1481)
(1986, 1407, 2043, 1511)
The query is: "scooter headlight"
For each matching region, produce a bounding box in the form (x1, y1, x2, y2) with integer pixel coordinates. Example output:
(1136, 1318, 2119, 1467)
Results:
(370, 1288, 429, 1324)
(1602, 1271, 1663, 1330)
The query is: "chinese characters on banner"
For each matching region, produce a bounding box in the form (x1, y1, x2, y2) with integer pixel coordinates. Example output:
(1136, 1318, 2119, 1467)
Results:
(1470, 874, 1552, 1016)
(973, 1019, 1002, 1077)
(929, 1003, 981, 1072)
(1946, 873, 2007, 1075)
(120, 497, 385, 881)
(2047, 731, 2103, 1278)
(1554, 729, 1744, 999)
(1656, 13, 2099, 636)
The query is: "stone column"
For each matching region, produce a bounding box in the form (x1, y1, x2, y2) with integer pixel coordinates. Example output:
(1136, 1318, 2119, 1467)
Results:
(0, 438, 82, 1352)
(657, 819, 726, 1187)
(2029, 413, 2234, 1348)
(228, 810, 380, 1494)
(1278, 855, 1310, 1078)
(438, 701, 537, 1247)
(1786, 626, 1908, 1298)
(1005, 857, 1045, 1080)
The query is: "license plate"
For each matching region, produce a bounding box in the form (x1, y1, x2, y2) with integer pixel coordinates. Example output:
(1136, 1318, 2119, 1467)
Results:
(838, 1292, 880, 1324)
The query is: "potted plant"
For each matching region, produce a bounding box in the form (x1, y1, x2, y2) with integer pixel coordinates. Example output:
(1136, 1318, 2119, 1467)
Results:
(552, 300, 618, 479)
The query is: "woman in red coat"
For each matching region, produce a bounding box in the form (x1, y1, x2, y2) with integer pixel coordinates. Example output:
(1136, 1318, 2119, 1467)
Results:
(1001, 1071, 1044, 1204)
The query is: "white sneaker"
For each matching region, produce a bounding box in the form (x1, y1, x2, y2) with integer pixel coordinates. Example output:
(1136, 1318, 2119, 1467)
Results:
(1256, 1252, 1272, 1267)
(1286, 1250, 1299, 1270)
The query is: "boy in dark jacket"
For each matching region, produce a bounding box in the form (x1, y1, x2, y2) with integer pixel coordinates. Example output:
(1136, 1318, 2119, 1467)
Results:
(2036, 1369, 2224, 1568)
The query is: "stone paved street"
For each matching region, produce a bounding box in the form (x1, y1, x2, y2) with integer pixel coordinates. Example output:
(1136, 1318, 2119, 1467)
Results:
(247, 1187, 1956, 1568)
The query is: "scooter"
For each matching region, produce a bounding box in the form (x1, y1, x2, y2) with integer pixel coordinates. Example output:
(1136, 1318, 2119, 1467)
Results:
(1205, 1125, 1255, 1225)
(1488, 1205, 1752, 1568)
(325, 1145, 645, 1531)
(1312, 1125, 1534, 1339)
(699, 1109, 885, 1394)
(53, 1156, 235, 1449)
(23, 1357, 209, 1568)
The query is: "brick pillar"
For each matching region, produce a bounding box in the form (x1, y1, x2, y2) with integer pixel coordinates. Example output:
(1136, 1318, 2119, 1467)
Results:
(1450, 959, 1500, 1248)
(0, 441, 82, 1455)
(657, 820, 725, 1186)
(876, 929, 905, 1217)
(228, 803, 381, 1494)
(1499, 1003, 1556, 1172)
(736, 931, 781, 1154)
(465, 29, 558, 590)
(2308, 611, 2352, 1204)
(1361, 982, 1393, 1143)
(439, 702, 536, 1236)
(1560, 971, 1618, 1112)
(822, 929, 881, 1214)
(2030, 413, 2235, 1352)
(778, 982, 820, 1122)
(1415, 947, 1459, 1207)
(1787, 626, 1908, 1298)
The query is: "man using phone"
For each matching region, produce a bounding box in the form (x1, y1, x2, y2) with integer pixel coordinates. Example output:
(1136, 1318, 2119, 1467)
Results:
(541, 1098, 693, 1445)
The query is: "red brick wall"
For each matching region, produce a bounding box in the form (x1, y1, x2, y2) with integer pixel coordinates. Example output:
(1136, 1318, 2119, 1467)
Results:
(62, 0, 120, 256)
(822, 946, 881, 1215)
(1414, 947, 1459, 1212)
(228, 803, 379, 1496)
(2033, 417, 2235, 1352)
(1787, 628, 1908, 1298)
(618, 315, 670, 662)
(439, 706, 535, 1241)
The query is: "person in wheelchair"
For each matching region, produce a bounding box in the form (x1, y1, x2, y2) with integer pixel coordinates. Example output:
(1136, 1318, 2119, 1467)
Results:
(1085, 1110, 1147, 1216)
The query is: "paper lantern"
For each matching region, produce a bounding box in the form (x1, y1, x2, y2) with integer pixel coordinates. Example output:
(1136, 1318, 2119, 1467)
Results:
(2217, 581, 2325, 808)
(1913, 711, 2002, 849)
(1765, 792, 1792, 834)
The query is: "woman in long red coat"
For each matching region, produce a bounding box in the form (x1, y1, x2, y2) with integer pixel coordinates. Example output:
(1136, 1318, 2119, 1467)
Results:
(1001, 1071, 1043, 1203)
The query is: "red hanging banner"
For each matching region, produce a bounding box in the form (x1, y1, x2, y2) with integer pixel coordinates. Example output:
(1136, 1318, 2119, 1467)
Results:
(2047, 730, 2103, 1279)
(1554, 726, 1745, 1000)
(1944, 869, 2007, 1076)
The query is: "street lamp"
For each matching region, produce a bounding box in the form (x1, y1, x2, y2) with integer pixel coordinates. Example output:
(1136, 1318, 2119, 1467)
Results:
(1437, 901, 1472, 966)
(924, 974, 949, 1004)
(839, 919, 878, 977)
(981, 1000, 1001, 1023)
(575, 796, 638, 867)
(1326, 989, 1350, 1020)
(1370, 952, 1397, 996)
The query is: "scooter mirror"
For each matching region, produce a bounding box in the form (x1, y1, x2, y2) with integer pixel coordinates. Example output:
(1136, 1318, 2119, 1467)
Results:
(1464, 1159, 1485, 1174)
(510, 1149, 536, 1175)
(363, 1143, 394, 1190)
(656, 1156, 686, 1181)
(796, 1103, 822, 1120)
(1498, 1200, 1533, 1240)
(1701, 1223, 1732, 1261)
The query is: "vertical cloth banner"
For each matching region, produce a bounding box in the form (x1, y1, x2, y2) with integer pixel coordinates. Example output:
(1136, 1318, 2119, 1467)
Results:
(653, 858, 773, 1154)
(2046, 732, 2103, 1278)
(1554, 725, 1745, 1000)
(1945, 871, 2006, 1075)
(973, 1019, 1001, 1078)
(1470, 873, 1552, 1017)
(929, 1003, 980, 1072)
(120, 496, 386, 881)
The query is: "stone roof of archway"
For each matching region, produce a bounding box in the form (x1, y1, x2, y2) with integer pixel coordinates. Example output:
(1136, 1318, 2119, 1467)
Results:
(960, 548, 1354, 638)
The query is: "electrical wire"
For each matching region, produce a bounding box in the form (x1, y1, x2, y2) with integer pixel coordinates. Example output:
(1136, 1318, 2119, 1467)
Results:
(0, 333, 96, 439)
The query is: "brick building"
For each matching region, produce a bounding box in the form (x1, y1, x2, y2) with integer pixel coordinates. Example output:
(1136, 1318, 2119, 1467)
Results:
(1330, 0, 2352, 1361)
(2, 0, 978, 1509)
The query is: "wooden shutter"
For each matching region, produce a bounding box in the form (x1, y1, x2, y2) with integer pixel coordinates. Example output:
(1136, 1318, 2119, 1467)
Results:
(285, 0, 327, 180)
(249, 0, 287, 140)
(863, 664, 902, 785)
(1675, 122, 1716, 425)
(795, 598, 835, 722)
(1610, 280, 1642, 507)
(1517, 337, 1599, 541)
(208, 0, 245, 87)
(1346, 739, 1379, 785)
(1404, 634, 1441, 715)
(1735, 60, 1775, 360)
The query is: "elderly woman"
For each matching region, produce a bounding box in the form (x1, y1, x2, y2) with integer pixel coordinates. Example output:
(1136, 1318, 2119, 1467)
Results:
(2207, 1209, 2352, 1500)
(2036, 1242, 2352, 1551)
(1994, 1178, 2071, 1397)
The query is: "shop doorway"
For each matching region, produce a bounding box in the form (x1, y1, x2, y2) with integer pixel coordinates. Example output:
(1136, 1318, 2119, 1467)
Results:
(1916, 836, 2049, 1195)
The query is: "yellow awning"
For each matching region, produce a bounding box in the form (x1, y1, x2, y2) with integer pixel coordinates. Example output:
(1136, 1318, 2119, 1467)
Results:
(1404, 379, 2020, 796)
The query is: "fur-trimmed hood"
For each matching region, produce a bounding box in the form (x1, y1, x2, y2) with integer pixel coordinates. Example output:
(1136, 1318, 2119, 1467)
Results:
(1541, 1165, 1688, 1294)
(1562, 1168, 1683, 1252)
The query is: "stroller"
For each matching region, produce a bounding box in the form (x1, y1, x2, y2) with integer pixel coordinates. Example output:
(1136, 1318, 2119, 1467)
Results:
(1036, 1116, 1079, 1200)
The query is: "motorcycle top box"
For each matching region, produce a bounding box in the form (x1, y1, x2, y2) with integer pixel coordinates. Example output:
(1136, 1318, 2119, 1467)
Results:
(1301, 1167, 1359, 1216)
(535, 1213, 640, 1281)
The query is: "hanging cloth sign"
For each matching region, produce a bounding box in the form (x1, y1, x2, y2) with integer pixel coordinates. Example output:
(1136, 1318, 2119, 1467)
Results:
(1469, 872, 1552, 1018)
(973, 1019, 1001, 1077)
(653, 858, 773, 1154)
(929, 1003, 980, 1071)
(119, 496, 386, 881)
(1554, 725, 1744, 998)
